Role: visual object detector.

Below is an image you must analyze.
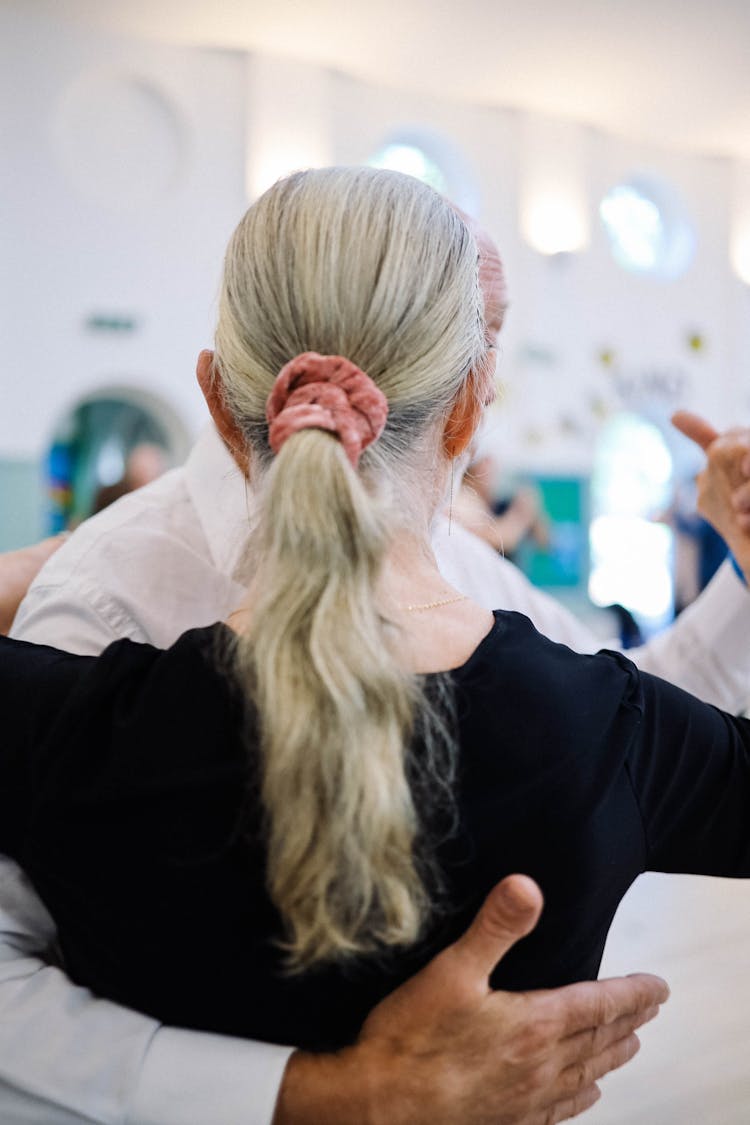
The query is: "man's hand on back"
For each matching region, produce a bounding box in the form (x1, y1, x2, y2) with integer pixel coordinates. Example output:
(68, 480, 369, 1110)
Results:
(273, 875, 668, 1125)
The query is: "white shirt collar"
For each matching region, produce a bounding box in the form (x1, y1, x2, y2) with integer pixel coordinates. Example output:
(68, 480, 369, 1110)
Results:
(184, 424, 250, 580)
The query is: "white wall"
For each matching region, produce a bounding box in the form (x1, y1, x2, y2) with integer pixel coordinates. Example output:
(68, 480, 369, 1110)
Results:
(2, 5, 749, 475)
(243, 56, 750, 474)
(1, 4, 247, 459)
(501, 131, 740, 473)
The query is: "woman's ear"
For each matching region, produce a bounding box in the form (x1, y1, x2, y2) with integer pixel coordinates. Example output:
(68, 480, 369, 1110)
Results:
(443, 370, 489, 460)
(196, 350, 250, 475)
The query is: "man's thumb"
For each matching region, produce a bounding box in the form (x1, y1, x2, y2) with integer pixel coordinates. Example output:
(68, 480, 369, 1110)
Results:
(451, 875, 544, 981)
(671, 410, 719, 453)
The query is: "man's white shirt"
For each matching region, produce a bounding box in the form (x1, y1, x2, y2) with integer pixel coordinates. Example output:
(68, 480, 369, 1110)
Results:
(5, 424, 750, 1124)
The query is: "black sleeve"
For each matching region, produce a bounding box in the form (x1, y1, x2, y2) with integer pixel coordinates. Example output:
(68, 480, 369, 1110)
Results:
(626, 667, 750, 876)
(0, 627, 237, 864)
(0, 636, 97, 856)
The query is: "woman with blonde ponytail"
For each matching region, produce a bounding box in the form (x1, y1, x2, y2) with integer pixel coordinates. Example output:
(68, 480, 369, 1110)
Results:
(0, 165, 748, 1070)
(213, 168, 491, 969)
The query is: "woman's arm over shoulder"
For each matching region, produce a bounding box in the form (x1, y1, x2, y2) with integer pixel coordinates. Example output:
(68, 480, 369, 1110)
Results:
(0, 630, 292, 1125)
(0, 637, 98, 857)
(0, 628, 231, 843)
(514, 624, 750, 879)
(624, 665, 750, 876)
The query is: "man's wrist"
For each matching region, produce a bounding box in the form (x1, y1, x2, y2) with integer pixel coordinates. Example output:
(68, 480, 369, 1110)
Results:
(273, 1045, 376, 1125)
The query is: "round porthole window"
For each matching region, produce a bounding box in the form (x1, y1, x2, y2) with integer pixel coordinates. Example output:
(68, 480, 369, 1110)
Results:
(367, 129, 479, 214)
(599, 177, 694, 279)
(369, 142, 447, 194)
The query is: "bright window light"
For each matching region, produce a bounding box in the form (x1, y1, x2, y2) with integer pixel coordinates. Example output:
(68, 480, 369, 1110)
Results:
(600, 187, 664, 271)
(591, 414, 673, 519)
(368, 144, 447, 193)
(589, 413, 675, 626)
(589, 516, 673, 620)
(524, 193, 589, 255)
(599, 177, 694, 278)
(96, 439, 125, 486)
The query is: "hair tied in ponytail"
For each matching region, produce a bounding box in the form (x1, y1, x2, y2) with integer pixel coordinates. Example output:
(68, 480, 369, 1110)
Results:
(266, 352, 388, 467)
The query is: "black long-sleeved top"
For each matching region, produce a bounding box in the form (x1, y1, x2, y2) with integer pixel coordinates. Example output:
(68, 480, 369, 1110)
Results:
(1, 611, 748, 1049)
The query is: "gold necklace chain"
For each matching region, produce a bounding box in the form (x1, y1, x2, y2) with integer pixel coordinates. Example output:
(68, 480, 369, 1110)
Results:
(228, 596, 468, 619)
(404, 593, 468, 613)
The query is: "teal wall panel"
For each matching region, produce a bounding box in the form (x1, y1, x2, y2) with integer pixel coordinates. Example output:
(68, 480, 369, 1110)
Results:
(0, 459, 45, 551)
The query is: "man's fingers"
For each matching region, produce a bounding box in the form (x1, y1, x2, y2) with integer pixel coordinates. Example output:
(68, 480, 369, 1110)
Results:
(671, 410, 719, 452)
(449, 875, 543, 982)
(531, 1033, 641, 1124)
(556, 1030, 641, 1102)
(528, 1084, 601, 1125)
(547, 972, 669, 1037)
(558, 1003, 659, 1069)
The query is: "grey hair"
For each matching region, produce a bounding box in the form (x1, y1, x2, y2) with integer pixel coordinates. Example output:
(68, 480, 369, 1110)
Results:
(215, 166, 485, 967)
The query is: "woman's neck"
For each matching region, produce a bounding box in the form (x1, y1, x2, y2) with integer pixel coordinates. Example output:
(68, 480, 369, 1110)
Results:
(225, 524, 494, 676)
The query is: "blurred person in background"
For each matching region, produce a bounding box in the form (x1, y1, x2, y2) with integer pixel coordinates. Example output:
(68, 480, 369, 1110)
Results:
(451, 451, 550, 559)
(91, 441, 168, 515)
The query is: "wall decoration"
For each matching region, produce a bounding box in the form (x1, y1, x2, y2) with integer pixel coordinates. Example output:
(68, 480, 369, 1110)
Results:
(558, 414, 586, 438)
(612, 365, 691, 408)
(588, 395, 611, 421)
(522, 427, 545, 446)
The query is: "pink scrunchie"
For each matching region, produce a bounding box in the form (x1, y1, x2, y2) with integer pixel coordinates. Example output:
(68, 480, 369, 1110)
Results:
(266, 352, 388, 467)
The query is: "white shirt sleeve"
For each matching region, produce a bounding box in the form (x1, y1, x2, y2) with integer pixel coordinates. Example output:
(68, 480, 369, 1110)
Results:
(9, 583, 128, 655)
(625, 560, 750, 711)
(434, 520, 750, 713)
(0, 857, 293, 1125)
(128, 1030, 292, 1125)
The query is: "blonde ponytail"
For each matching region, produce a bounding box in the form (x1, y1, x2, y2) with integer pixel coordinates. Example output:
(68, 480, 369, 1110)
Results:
(216, 166, 486, 967)
(237, 430, 429, 965)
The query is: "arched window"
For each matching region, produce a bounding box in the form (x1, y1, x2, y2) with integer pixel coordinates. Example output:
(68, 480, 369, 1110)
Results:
(46, 388, 190, 531)
(588, 413, 674, 628)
